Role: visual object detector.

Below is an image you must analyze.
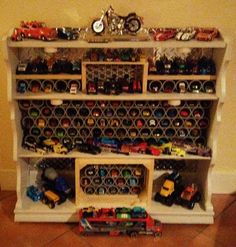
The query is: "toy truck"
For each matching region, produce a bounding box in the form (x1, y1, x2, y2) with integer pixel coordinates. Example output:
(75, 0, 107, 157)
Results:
(41, 190, 66, 209)
(78, 207, 162, 237)
(154, 171, 183, 206)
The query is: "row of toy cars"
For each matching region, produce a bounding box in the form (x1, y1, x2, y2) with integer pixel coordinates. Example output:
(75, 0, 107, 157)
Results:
(11, 21, 82, 41)
(150, 27, 219, 41)
(154, 171, 201, 209)
(26, 167, 73, 209)
(22, 136, 211, 158)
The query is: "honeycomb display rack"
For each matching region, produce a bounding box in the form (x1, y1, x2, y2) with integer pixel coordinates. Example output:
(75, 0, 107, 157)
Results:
(3, 34, 230, 223)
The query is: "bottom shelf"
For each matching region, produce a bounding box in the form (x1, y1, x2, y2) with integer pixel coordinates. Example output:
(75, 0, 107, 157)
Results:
(14, 196, 214, 224)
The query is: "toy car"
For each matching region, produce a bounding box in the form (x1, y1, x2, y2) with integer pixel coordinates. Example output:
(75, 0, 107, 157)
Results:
(176, 183, 201, 209)
(87, 81, 97, 94)
(154, 171, 183, 206)
(41, 190, 66, 209)
(11, 21, 57, 41)
(151, 28, 176, 41)
(131, 207, 147, 218)
(195, 28, 219, 41)
(175, 28, 196, 41)
(57, 27, 80, 40)
(26, 185, 43, 202)
(76, 143, 101, 155)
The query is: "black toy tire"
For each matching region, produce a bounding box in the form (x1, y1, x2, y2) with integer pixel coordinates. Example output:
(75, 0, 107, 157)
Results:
(48, 201, 55, 209)
(125, 17, 141, 33)
(91, 19, 105, 34)
(188, 201, 195, 209)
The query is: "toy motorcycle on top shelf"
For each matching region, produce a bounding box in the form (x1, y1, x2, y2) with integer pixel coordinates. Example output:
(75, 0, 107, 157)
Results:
(91, 6, 143, 35)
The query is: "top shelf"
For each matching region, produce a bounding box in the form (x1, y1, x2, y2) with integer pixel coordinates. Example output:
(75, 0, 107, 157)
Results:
(7, 37, 226, 49)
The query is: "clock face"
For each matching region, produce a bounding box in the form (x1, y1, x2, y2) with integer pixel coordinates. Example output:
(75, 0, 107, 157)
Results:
(92, 20, 105, 34)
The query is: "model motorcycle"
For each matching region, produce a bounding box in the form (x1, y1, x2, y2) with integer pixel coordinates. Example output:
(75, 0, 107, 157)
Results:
(91, 6, 142, 35)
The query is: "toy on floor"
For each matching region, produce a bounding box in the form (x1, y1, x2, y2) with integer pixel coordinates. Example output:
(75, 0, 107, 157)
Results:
(78, 206, 162, 237)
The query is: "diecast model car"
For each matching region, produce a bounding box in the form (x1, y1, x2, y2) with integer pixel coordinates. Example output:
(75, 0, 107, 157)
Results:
(57, 27, 80, 40)
(11, 21, 57, 41)
(195, 28, 219, 41)
(151, 28, 177, 41)
(175, 28, 196, 41)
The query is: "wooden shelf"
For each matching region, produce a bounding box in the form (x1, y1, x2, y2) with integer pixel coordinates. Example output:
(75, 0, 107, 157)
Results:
(83, 61, 146, 65)
(18, 149, 211, 160)
(14, 195, 213, 223)
(15, 74, 82, 80)
(14, 92, 218, 101)
(7, 37, 226, 49)
(147, 75, 217, 81)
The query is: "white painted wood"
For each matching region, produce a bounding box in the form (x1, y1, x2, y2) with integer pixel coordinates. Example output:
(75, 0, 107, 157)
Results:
(4, 34, 228, 223)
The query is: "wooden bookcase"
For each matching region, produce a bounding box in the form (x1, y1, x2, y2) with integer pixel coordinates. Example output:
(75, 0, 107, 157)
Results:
(3, 35, 230, 223)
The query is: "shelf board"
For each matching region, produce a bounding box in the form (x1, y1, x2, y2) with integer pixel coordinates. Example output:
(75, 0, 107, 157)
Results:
(18, 149, 211, 160)
(7, 37, 226, 49)
(148, 74, 217, 81)
(14, 195, 213, 223)
(148, 200, 214, 224)
(15, 74, 82, 80)
(83, 61, 146, 65)
(14, 92, 218, 101)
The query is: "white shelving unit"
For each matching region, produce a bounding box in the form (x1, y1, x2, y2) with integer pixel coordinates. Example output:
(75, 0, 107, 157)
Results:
(3, 35, 229, 223)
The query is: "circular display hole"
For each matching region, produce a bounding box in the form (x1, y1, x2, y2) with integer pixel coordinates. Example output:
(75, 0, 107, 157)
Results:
(42, 107, 52, 117)
(104, 108, 114, 117)
(98, 118, 107, 128)
(204, 81, 215, 93)
(81, 177, 91, 186)
(110, 169, 119, 177)
(123, 119, 132, 127)
(173, 118, 183, 127)
(29, 108, 40, 118)
(43, 80, 53, 93)
(165, 128, 175, 137)
(190, 128, 200, 137)
(49, 118, 59, 127)
(43, 128, 53, 137)
(128, 178, 138, 186)
(54, 108, 65, 117)
(129, 108, 139, 117)
(109, 187, 118, 194)
(131, 187, 141, 194)
(99, 168, 107, 177)
(92, 108, 101, 117)
(122, 169, 132, 178)
(178, 129, 188, 138)
(67, 107, 77, 117)
(93, 177, 102, 185)
(93, 128, 102, 137)
(117, 128, 127, 138)
(21, 117, 34, 129)
(129, 128, 138, 138)
(19, 100, 31, 110)
(180, 108, 190, 117)
(37, 118, 46, 128)
(86, 118, 95, 127)
(78, 107, 89, 117)
(142, 108, 151, 117)
(17, 80, 28, 93)
(56, 128, 65, 138)
(190, 81, 201, 93)
(31, 127, 41, 136)
(153, 129, 163, 137)
(110, 118, 120, 127)
(85, 187, 95, 194)
(184, 119, 196, 128)
(104, 128, 114, 137)
(167, 108, 178, 118)
(116, 178, 126, 187)
(30, 80, 41, 93)
(141, 128, 151, 137)
(68, 128, 78, 137)
(80, 128, 89, 137)
(154, 109, 165, 118)
(163, 81, 175, 93)
(61, 118, 71, 128)
(198, 118, 209, 128)
(160, 119, 170, 127)
(148, 80, 161, 93)
(135, 119, 145, 128)
(117, 108, 127, 117)
(96, 187, 106, 195)
(55, 80, 67, 93)
(105, 178, 114, 186)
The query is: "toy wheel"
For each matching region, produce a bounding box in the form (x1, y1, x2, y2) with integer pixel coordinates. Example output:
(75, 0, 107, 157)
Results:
(41, 36, 46, 41)
(165, 197, 173, 206)
(48, 201, 55, 209)
(41, 196, 48, 204)
(125, 17, 141, 33)
(154, 232, 162, 237)
(195, 192, 201, 202)
(188, 201, 195, 209)
(16, 35, 22, 41)
(91, 19, 105, 34)
(129, 231, 138, 237)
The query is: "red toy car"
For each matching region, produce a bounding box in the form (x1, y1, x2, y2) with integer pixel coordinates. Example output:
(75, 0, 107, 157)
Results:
(151, 28, 177, 41)
(11, 21, 57, 41)
(195, 28, 219, 41)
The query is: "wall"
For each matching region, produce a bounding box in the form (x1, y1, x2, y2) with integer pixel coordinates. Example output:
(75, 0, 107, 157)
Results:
(0, 0, 235, 191)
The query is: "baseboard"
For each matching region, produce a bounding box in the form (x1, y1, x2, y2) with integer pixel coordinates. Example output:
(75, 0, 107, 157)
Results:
(212, 170, 236, 194)
(0, 169, 236, 193)
(0, 169, 16, 190)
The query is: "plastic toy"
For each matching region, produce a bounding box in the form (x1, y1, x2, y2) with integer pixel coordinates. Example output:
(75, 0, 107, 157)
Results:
(11, 21, 57, 41)
(91, 6, 142, 35)
(26, 185, 43, 202)
(76, 143, 101, 155)
(151, 28, 177, 41)
(56, 27, 80, 40)
(78, 207, 162, 237)
(195, 28, 219, 41)
(41, 190, 66, 209)
(154, 171, 183, 206)
(176, 183, 201, 209)
(175, 27, 196, 41)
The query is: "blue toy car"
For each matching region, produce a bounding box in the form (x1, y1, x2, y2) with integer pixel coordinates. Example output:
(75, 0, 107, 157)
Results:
(26, 185, 43, 202)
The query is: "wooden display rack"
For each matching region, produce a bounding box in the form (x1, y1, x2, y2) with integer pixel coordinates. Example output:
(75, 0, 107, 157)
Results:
(2, 33, 230, 223)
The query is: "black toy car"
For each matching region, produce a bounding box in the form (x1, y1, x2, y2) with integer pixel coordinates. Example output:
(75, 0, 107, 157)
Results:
(57, 27, 80, 40)
(76, 143, 101, 155)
